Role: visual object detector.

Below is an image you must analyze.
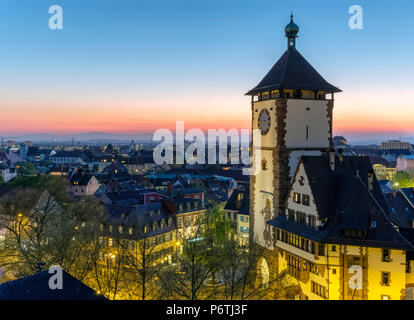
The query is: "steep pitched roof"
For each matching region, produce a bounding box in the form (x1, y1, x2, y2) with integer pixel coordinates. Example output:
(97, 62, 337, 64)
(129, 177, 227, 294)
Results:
(69, 173, 95, 186)
(246, 47, 341, 95)
(225, 189, 250, 215)
(384, 191, 414, 228)
(268, 156, 413, 250)
(0, 270, 105, 300)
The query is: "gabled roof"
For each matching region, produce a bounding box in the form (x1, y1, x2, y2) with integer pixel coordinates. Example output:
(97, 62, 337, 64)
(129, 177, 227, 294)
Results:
(268, 155, 413, 250)
(385, 191, 414, 228)
(69, 173, 95, 186)
(0, 270, 105, 300)
(400, 188, 414, 205)
(51, 150, 83, 158)
(225, 189, 250, 215)
(246, 47, 341, 95)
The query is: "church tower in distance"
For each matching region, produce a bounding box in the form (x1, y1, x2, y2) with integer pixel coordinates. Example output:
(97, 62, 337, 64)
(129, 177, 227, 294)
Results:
(247, 15, 342, 249)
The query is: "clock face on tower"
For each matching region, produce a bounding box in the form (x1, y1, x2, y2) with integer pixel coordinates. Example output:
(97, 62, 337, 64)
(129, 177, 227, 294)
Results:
(258, 108, 271, 135)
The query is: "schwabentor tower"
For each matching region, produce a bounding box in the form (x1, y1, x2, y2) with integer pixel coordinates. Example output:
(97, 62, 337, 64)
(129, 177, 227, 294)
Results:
(247, 15, 341, 248)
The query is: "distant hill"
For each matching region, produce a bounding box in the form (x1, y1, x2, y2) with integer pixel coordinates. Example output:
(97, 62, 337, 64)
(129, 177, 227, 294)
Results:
(1, 132, 155, 143)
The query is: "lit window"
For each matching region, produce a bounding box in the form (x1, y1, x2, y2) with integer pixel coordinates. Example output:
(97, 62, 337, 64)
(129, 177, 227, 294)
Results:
(293, 193, 301, 204)
(381, 272, 390, 286)
(302, 195, 310, 206)
(382, 249, 390, 262)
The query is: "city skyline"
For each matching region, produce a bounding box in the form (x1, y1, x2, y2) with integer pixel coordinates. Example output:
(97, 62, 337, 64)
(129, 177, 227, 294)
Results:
(1, 0, 413, 143)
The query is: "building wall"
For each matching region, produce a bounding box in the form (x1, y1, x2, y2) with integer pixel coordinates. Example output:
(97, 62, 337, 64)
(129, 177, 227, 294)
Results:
(397, 157, 414, 172)
(285, 99, 330, 149)
(276, 240, 408, 300)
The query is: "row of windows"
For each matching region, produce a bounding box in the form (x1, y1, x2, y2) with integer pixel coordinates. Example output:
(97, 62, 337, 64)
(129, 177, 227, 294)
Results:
(100, 232, 174, 249)
(103, 218, 174, 235)
(286, 253, 319, 279)
(226, 212, 249, 223)
(287, 209, 316, 228)
(277, 229, 324, 255)
(293, 193, 310, 206)
(343, 229, 366, 239)
(240, 216, 249, 223)
(311, 281, 327, 299)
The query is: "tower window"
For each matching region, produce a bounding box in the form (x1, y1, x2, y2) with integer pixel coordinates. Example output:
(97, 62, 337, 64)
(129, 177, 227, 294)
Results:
(381, 272, 390, 286)
(382, 249, 391, 262)
(261, 159, 268, 171)
(306, 125, 309, 140)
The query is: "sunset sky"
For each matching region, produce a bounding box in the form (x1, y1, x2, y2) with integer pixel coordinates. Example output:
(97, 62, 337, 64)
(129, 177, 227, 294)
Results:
(0, 0, 413, 143)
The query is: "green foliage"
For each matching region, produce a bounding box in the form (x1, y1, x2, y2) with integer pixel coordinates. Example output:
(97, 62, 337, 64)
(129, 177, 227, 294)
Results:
(0, 188, 105, 279)
(392, 171, 412, 188)
(203, 205, 236, 244)
(7, 175, 69, 203)
(0, 175, 4, 185)
(16, 161, 37, 176)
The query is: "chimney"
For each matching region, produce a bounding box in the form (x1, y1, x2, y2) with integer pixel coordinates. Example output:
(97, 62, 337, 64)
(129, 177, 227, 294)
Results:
(338, 148, 343, 162)
(368, 168, 374, 193)
(329, 148, 335, 171)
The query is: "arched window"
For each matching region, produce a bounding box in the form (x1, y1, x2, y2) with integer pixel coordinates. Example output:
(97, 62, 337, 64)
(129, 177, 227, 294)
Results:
(265, 199, 271, 210)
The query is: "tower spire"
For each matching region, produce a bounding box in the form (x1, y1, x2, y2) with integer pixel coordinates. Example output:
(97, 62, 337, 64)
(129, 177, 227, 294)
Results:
(285, 13, 299, 49)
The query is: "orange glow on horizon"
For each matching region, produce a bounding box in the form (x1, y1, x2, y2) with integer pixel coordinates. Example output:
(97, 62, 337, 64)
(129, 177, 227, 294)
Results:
(1, 87, 413, 139)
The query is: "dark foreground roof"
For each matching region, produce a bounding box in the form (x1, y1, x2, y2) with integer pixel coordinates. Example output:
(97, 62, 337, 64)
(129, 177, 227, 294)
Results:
(0, 270, 106, 300)
(384, 191, 414, 229)
(268, 156, 413, 250)
(246, 47, 341, 95)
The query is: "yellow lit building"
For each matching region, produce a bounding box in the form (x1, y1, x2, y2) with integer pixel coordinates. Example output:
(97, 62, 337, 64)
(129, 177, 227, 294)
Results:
(225, 189, 250, 246)
(247, 15, 414, 300)
(372, 163, 397, 181)
(268, 155, 413, 300)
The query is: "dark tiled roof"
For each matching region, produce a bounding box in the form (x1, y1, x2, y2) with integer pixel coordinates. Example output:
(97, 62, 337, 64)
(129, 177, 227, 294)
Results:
(369, 156, 392, 167)
(269, 156, 413, 250)
(104, 190, 146, 205)
(69, 173, 95, 186)
(51, 150, 83, 158)
(246, 47, 341, 95)
(400, 188, 414, 205)
(0, 270, 105, 300)
(268, 216, 326, 242)
(27, 147, 39, 157)
(384, 192, 414, 228)
(225, 189, 250, 215)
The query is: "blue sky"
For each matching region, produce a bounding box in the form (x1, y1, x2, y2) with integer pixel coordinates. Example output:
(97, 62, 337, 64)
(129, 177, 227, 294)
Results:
(0, 0, 413, 142)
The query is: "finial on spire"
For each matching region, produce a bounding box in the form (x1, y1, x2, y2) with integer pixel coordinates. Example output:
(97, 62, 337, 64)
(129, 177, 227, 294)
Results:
(285, 13, 299, 49)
